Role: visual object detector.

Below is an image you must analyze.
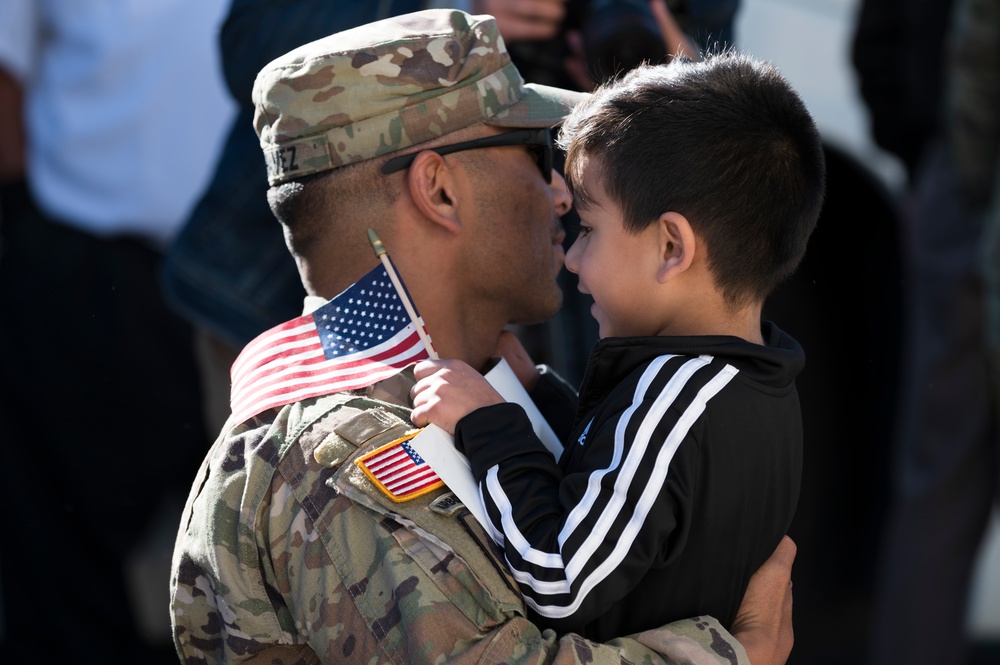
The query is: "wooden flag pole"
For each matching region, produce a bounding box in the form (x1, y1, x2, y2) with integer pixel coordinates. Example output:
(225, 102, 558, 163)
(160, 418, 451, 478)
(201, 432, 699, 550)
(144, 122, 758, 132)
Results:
(367, 228, 439, 360)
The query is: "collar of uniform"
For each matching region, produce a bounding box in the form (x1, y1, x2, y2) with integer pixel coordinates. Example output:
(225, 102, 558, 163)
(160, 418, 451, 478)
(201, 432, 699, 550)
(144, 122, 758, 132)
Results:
(360, 366, 417, 408)
(302, 294, 327, 314)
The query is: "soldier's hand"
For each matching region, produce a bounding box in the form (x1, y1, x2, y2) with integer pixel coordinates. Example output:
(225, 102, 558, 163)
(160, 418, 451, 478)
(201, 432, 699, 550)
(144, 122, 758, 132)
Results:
(731, 536, 796, 665)
(493, 330, 541, 391)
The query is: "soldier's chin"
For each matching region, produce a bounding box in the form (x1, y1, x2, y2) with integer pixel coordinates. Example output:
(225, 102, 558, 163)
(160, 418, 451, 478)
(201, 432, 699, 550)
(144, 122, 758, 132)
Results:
(536, 286, 564, 322)
(510, 289, 563, 327)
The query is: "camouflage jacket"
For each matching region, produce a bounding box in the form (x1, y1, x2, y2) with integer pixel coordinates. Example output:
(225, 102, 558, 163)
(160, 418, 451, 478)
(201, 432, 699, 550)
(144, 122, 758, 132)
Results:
(170, 371, 752, 665)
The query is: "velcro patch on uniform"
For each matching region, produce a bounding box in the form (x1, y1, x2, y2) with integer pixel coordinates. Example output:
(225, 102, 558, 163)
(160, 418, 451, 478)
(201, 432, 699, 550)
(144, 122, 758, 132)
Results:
(313, 432, 357, 468)
(335, 408, 401, 446)
(428, 491, 466, 517)
(355, 431, 444, 502)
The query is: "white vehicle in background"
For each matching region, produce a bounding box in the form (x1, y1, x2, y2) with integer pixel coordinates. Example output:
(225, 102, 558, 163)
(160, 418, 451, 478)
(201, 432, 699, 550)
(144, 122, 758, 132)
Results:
(734, 0, 1000, 656)
(738, 0, 906, 190)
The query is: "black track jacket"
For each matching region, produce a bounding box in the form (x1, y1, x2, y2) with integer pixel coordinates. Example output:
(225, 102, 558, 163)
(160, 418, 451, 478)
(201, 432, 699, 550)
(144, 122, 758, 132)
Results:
(453, 322, 804, 640)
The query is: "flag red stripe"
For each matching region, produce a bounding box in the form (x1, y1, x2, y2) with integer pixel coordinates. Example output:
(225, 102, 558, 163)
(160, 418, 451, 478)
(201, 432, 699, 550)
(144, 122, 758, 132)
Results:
(229, 335, 426, 419)
(231, 329, 424, 406)
(234, 338, 425, 405)
(367, 447, 409, 470)
(380, 462, 433, 487)
(231, 319, 317, 380)
(390, 473, 443, 497)
(383, 466, 438, 491)
(232, 335, 324, 385)
(229, 355, 424, 424)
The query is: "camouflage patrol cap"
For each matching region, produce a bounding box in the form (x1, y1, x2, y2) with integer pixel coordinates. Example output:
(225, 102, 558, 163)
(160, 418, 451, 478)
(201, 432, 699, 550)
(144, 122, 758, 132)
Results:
(252, 9, 589, 185)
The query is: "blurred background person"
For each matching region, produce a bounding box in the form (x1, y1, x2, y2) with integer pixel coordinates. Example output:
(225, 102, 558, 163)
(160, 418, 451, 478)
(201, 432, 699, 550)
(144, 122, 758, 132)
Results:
(856, 0, 1000, 662)
(727, 1, 999, 662)
(852, 0, 954, 184)
(0, 0, 234, 662)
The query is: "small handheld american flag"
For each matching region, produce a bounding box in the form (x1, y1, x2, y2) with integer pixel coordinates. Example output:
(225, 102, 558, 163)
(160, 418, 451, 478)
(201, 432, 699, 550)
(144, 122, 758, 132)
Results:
(229, 259, 433, 425)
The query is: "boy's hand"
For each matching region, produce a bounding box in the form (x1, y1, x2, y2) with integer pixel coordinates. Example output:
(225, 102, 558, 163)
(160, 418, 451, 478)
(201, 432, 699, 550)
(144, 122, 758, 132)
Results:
(731, 536, 797, 665)
(410, 359, 504, 434)
(494, 330, 542, 391)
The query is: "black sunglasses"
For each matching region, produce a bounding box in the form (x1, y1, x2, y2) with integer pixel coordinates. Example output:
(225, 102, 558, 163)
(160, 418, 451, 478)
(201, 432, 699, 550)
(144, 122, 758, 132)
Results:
(380, 127, 553, 183)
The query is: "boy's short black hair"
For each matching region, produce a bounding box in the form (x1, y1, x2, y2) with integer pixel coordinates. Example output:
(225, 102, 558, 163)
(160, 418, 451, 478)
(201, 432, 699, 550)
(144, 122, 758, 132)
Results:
(558, 51, 826, 309)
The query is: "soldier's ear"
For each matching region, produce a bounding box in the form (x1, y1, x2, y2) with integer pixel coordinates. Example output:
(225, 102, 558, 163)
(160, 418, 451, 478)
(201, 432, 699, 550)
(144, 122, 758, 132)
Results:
(405, 150, 462, 234)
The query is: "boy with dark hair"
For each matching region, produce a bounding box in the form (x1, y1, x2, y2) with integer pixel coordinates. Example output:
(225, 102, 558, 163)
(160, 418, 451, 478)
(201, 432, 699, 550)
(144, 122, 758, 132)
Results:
(410, 51, 826, 640)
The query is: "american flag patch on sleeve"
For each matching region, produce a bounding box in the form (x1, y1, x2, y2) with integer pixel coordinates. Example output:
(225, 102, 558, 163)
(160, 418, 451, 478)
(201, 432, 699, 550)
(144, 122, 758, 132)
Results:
(355, 432, 444, 502)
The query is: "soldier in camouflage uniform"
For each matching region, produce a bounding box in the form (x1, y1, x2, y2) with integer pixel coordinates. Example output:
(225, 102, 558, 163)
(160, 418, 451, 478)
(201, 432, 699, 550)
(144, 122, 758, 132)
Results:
(170, 9, 795, 665)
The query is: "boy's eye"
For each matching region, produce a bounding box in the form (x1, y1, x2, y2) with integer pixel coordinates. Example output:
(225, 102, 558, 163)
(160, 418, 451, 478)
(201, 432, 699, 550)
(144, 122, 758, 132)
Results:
(568, 217, 592, 237)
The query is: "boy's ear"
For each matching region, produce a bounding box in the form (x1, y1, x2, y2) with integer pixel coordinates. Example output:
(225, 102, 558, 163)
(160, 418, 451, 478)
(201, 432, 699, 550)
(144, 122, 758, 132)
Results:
(656, 211, 696, 283)
(405, 150, 463, 234)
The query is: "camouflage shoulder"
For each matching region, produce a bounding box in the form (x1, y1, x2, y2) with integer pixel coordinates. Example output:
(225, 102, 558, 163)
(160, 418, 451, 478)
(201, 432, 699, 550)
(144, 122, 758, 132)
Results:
(223, 391, 410, 451)
(171, 390, 394, 663)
